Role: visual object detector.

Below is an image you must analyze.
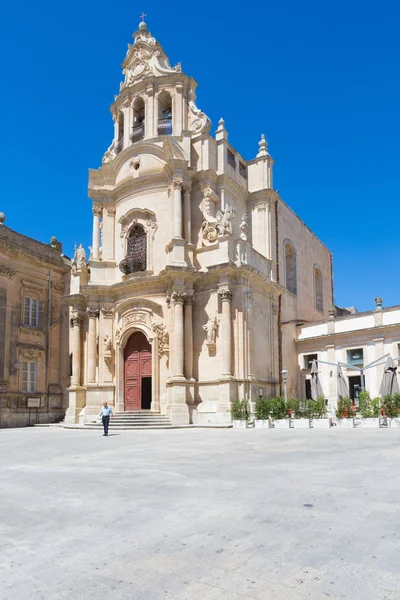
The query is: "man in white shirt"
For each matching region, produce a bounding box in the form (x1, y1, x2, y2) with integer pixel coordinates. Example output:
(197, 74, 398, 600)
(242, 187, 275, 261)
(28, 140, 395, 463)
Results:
(99, 401, 113, 436)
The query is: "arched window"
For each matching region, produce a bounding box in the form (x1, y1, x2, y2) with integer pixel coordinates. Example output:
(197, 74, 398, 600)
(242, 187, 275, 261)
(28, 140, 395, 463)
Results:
(158, 91, 172, 135)
(314, 266, 323, 312)
(116, 112, 124, 153)
(119, 225, 147, 275)
(131, 97, 145, 142)
(284, 241, 297, 295)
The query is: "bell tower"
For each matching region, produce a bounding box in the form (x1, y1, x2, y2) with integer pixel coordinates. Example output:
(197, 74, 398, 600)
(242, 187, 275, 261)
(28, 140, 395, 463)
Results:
(102, 18, 211, 163)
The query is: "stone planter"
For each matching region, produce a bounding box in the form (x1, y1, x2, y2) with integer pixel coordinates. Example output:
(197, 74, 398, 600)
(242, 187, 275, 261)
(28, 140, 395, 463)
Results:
(232, 420, 248, 429)
(272, 419, 290, 429)
(311, 418, 332, 428)
(254, 419, 270, 428)
(336, 418, 354, 428)
(355, 418, 381, 428)
(291, 418, 311, 429)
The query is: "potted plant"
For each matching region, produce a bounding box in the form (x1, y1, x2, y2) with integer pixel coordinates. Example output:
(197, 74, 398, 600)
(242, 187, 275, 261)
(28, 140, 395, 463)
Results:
(310, 396, 331, 428)
(254, 397, 271, 428)
(382, 394, 400, 428)
(231, 399, 250, 428)
(356, 392, 381, 428)
(270, 397, 289, 429)
(335, 397, 355, 428)
(289, 398, 311, 428)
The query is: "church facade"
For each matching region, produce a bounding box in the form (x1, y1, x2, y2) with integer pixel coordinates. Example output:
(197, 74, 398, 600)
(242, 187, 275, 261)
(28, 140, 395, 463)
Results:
(65, 20, 333, 426)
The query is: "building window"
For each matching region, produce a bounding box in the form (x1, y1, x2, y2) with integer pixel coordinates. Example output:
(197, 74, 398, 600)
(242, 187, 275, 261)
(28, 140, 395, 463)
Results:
(304, 354, 318, 370)
(119, 225, 147, 274)
(347, 348, 364, 368)
(115, 112, 124, 153)
(158, 91, 172, 135)
(284, 241, 297, 295)
(227, 149, 236, 169)
(314, 266, 323, 312)
(239, 161, 247, 179)
(22, 361, 37, 392)
(24, 297, 39, 327)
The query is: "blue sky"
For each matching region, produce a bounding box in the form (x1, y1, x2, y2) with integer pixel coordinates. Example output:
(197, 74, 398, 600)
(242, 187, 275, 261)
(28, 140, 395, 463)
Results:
(1, 0, 399, 311)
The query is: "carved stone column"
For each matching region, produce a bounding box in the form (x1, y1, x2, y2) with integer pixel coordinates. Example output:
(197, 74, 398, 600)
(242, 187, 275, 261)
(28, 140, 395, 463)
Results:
(184, 295, 194, 380)
(145, 85, 154, 138)
(183, 183, 192, 243)
(87, 308, 99, 383)
(70, 315, 83, 386)
(123, 97, 132, 148)
(92, 205, 102, 261)
(173, 179, 183, 239)
(219, 287, 233, 377)
(172, 291, 186, 378)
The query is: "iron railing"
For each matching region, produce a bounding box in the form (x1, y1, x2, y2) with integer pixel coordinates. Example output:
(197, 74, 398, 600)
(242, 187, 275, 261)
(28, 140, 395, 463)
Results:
(157, 118, 172, 135)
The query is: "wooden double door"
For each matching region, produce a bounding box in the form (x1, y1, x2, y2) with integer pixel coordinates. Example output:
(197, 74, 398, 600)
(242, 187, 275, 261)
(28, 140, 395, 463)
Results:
(124, 331, 152, 411)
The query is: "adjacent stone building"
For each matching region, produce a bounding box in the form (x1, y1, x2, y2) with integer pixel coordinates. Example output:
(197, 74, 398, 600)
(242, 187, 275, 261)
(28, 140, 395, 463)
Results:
(64, 20, 333, 426)
(0, 215, 71, 427)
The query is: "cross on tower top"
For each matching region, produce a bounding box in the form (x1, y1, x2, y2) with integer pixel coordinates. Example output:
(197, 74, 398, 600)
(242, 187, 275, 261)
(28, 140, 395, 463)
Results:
(139, 12, 147, 22)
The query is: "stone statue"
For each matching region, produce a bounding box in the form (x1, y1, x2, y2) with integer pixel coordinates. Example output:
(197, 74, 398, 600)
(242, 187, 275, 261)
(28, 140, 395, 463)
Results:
(73, 244, 87, 267)
(104, 333, 112, 355)
(203, 316, 218, 346)
(216, 204, 235, 236)
(239, 214, 249, 241)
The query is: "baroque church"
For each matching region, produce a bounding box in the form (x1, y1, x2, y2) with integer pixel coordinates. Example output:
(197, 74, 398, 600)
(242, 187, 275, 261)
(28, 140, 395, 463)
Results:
(65, 19, 333, 426)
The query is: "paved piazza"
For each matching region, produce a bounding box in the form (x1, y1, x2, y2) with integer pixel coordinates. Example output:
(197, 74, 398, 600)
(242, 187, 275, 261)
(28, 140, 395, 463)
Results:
(1, 428, 400, 600)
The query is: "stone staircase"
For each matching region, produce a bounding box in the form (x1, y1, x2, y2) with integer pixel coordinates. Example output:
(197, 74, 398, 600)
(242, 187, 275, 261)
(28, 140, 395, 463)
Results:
(85, 410, 174, 430)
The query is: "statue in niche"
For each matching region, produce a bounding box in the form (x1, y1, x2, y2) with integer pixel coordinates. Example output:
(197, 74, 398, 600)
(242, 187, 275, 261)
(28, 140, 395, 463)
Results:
(239, 214, 249, 241)
(73, 244, 87, 267)
(203, 316, 219, 347)
(104, 333, 112, 357)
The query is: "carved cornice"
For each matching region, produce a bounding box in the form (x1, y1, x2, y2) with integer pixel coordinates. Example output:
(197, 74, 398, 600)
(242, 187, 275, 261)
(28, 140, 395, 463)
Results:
(218, 287, 232, 302)
(87, 308, 99, 319)
(0, 263, 16, 280)
(18, 346, 44, 360)
(70, 316, 83, 328)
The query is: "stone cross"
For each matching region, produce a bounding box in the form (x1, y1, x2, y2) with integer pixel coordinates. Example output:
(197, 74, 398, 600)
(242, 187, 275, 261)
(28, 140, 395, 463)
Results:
(140, 12, 147, 21)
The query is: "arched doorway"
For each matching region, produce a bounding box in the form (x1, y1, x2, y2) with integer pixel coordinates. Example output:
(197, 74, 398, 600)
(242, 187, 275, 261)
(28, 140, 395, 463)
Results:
(124, 331, 152, 410)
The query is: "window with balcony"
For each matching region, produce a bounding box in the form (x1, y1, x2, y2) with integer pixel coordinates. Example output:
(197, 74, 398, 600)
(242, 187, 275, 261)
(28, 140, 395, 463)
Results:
(158, 91, 172, 135)
(347, 348, 364, 368)
(119, 225, 147, 275)
(304, 354, 318, 370)
(24, 296, 39, 327)
(22, 361, 37, 392)
(131, 97, 145, 142)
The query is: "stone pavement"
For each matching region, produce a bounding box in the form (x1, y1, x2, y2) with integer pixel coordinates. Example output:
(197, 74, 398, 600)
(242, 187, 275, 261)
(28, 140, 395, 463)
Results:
(1, 427, 400, 600)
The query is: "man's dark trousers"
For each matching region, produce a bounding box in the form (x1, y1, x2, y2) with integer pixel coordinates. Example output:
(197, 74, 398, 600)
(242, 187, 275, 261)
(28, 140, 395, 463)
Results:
(102, 415, 110, 435)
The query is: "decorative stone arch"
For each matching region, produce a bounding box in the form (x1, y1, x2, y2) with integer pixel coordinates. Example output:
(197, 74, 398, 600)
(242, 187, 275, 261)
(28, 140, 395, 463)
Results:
(314, 264, 324, 312)
(283, 239, 297, 296)
(114, 307, 169, 414)
(119, 208, 158, 273)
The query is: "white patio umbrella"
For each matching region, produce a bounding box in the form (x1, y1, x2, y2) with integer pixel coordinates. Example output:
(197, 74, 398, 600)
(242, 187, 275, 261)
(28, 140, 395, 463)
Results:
(379, 356, 400, 397)
(310, 361, 324, 400)
(337, 363, 350, 399)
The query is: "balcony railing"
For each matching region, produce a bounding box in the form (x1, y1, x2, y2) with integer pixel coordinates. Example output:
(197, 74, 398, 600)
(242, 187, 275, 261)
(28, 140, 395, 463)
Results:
(130, 122, 145, 143)
(119, 256, 146, 275)
(115, 138, 123, 154)
(158, 118, 172, 135)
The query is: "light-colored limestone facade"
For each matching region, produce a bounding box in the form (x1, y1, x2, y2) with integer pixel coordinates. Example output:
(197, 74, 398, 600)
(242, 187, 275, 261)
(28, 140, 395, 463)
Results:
(0, 215, 71, 427)
(65, 20, 333, 425)
(296, 300, 400, 408)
